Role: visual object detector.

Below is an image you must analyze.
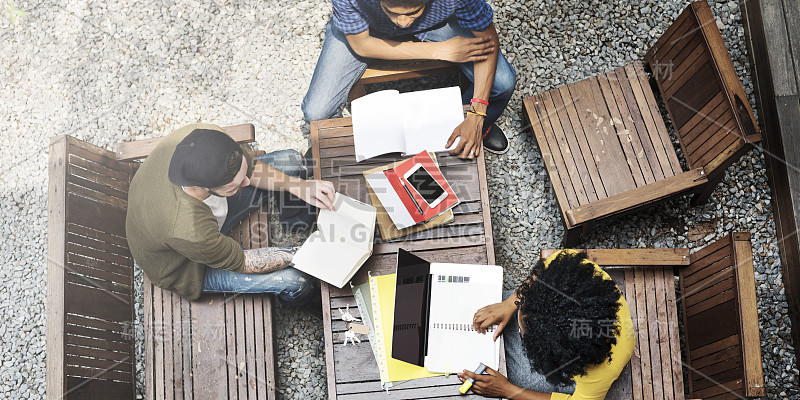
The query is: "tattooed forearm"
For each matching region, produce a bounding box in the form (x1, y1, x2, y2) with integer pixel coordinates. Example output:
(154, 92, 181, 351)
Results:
(242, 247, 299, 274)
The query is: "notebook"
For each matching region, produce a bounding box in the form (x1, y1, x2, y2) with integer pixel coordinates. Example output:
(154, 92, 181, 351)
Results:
(363, 273, 443, 387)
(290, 194, 376, 288)
(392, 249, 502, 374)
(351, 86, 464, 162)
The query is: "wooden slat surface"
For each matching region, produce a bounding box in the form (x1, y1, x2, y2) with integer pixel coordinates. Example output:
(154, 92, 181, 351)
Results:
(142, 204, 278, 400)
(311, 117, 498, 399)
(115, 124, 256, 161)
(627, 266, 685, 400)
(741, 0, 800, 364)
(646, 1, 760, 175)
(48, 136, 138, 400)
(523, 62, 689, 236)
(679, 233, 765, 398)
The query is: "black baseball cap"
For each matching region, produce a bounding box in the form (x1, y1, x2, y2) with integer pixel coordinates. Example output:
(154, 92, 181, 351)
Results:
(168, 129, 243, 188)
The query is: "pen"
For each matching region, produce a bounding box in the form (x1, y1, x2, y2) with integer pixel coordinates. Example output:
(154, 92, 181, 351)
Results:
(459, 363, 487, 394)
(400, 179, 424, 216)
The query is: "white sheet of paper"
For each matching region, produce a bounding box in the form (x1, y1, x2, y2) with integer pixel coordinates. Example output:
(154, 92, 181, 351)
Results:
(318, 194, 376, 253)
(400, 86, 463, 155)
(423, 263, 503, 373)
(365, 171, 416, 229)
(291, 232, 368, 288)
(352, 90, 406, 162)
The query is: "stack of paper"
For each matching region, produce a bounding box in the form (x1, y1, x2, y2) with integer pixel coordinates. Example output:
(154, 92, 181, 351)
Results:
(352, 274, 443, 388)
(363, 153, 455, 240)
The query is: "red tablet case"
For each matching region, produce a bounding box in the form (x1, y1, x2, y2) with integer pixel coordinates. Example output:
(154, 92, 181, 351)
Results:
(383, 151, 458, 224)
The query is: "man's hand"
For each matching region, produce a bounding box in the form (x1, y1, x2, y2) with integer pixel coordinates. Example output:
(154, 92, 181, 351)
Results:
(457, 366, 515, 398)
(447, 114, 483, 159)
(288, 180, 336, 211)
(473, 299, 517, 340)
(434, 35, 495, 63)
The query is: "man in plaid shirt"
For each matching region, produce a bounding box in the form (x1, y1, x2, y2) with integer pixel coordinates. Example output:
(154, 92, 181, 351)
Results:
(302, 0, 516, 158)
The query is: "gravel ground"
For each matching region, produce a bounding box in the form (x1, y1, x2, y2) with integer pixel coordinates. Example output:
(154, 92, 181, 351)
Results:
(1, 0, 797, 399)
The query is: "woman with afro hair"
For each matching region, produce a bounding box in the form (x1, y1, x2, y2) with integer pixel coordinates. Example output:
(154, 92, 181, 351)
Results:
(457, 249, 635, 399)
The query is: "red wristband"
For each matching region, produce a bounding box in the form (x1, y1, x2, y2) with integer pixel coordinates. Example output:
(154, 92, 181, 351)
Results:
(470, 98, 489, 106)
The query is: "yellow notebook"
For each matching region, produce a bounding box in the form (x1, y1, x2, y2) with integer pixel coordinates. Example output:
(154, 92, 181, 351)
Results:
(369, 273, 442, 385)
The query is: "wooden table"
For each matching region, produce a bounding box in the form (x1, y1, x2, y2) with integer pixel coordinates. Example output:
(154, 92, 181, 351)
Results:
(310, 117, 502, 399)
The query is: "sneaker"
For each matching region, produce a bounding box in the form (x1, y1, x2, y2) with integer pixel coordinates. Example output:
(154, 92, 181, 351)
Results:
(482, 123, 509, 154)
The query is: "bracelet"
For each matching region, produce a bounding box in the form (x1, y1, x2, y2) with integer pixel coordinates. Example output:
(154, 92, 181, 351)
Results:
(467, 110, 487, 118)
(470, 98, 489, 106)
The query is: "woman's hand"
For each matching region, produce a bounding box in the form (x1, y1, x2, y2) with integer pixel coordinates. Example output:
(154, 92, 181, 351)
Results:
(457, 366, 516, 398)
(288, 179, 336, 211)
(473, 297, 517, 341)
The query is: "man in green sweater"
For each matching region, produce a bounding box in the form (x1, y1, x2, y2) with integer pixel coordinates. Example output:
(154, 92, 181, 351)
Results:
(126, 124, 336, 306)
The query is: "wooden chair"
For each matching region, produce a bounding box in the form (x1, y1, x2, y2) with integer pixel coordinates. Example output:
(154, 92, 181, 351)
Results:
(348, 59, 466, 101)
(541, 232, 765, 399)
(47, 124, 280, 400)
(523, 0, 762, 246)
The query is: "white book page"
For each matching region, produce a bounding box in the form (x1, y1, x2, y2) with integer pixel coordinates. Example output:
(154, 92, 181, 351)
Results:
(290, 231, 366, 288)
(365, 171, 416, 229)
(317, 194, 376, 252)
(424, 264, 503, 373)
(352, 90, 406, 161)
(399, 86, 464, 155)
(291, 194, 376, 288)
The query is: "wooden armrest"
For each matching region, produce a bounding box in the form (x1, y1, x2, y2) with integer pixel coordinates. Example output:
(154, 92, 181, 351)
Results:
(730, 232, 766, 396)
(566, 169, 707, 227)
(540, 249, 691, 266)
(116, 123, 256, 161)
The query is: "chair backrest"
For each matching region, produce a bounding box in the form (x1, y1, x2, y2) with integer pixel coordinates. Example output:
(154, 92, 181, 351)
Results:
(644, 1, 760, 177)
(115, 123, 256, 161)
(679, 232, 765, 398)
(47, 135, 137, 399)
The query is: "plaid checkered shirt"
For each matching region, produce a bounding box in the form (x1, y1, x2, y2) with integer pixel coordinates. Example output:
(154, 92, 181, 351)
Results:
(331, 0, 494, 40)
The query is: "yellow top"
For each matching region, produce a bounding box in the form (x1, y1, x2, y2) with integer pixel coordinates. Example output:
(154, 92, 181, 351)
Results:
(540, 250, 636, 400)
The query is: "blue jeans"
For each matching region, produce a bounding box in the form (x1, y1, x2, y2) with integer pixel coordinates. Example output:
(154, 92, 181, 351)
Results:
(202, 266, 316, 306)
(302, 18, 517, 130)
(202, 149, 317, 306)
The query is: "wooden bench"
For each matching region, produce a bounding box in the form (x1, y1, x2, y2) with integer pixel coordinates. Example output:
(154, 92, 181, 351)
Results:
(541, 232, 765, 399)
(523, 0, 762, 246)
(46, 124, 281, 400)
(740, 0, 800, 360)
(309, 117, 502, 399)
(348, 60, 465, 101)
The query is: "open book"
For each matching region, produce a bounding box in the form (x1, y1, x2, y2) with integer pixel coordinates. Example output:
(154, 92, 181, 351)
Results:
(351, 86, 464, 162)
(290, 194, 376, 288)
(392, 249, 502, 374)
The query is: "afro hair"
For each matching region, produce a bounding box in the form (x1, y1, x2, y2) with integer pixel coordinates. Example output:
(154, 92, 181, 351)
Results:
(515, 250, 622, 386)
